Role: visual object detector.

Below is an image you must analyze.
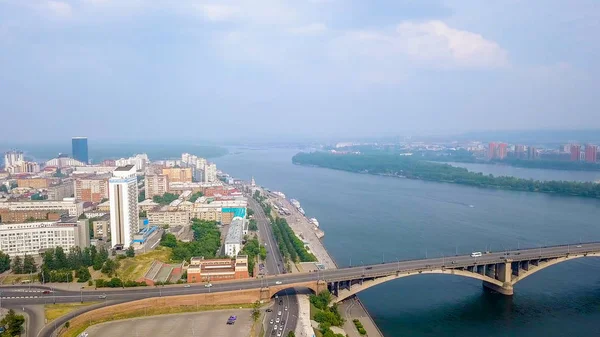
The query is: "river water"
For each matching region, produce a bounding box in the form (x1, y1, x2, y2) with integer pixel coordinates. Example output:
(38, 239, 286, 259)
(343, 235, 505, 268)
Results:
(446, 161, 600, 182)
(214, 148, 600, 337)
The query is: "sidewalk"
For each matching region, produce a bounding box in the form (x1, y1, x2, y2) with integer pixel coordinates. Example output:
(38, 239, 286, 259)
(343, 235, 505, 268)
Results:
(339, 296, 384, 337)
(294, 294, 314, 337)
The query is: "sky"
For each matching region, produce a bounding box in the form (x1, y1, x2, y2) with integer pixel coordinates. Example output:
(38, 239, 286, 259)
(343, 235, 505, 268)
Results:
(0, 0, 599, 142)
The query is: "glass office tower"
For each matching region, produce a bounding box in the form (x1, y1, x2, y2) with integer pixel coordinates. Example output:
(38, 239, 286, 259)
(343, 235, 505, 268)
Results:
(72, 137, 88, 164)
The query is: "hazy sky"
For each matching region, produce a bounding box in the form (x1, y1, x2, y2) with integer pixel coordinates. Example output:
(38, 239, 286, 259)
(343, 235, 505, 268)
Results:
(1, 0, 598, 142)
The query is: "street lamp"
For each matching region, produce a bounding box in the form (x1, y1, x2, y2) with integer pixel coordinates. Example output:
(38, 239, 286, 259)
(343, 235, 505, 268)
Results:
(80, 286, 84, 303)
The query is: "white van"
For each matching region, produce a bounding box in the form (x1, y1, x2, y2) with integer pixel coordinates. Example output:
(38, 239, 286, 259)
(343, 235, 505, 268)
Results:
(471, 252, 482, 258)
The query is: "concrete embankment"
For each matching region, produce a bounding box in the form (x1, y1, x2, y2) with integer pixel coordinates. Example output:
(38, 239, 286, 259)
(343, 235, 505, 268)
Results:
(273, 196, 384, 337)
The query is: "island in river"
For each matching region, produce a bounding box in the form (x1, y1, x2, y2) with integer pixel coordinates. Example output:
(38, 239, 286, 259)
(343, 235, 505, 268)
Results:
(292, 152, 600, 199)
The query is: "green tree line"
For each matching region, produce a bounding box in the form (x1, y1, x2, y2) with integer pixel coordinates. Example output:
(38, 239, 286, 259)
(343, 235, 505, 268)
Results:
(271, 217, 316, 263)
(293, 152, 600, 199)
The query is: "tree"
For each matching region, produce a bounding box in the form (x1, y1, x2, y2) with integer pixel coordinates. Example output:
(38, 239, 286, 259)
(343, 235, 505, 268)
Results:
(23, 255, 36, 274)
(0, 184, 7, 193)
(189, 191, 203, 202)
(287, 332, 296, 337)
(0, 251, 10, 273)
(247, 208, 255, 217)
(252, 301, 261, 322)
(0, 309, 25, 336)
(126, 246, 135, 258)
(11, 256, 23, 274)
(54, 247, 68, 270)
(249, 219, 258, 231)
(76, 267, 91, 282)
(138, 190, 146, 202)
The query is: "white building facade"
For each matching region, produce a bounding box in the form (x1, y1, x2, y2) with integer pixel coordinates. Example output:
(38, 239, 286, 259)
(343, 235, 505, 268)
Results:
(0, 198, 83, 217)
(109, 165, 139, 249)
(0, 219, 90, 257)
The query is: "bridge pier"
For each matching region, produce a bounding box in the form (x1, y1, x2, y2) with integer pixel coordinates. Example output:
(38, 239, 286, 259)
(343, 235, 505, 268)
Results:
(482, 261, 513, 296)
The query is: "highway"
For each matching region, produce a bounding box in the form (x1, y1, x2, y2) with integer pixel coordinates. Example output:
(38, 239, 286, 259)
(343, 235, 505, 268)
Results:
(1, 242, 599, 306)
(248, 196, 286, 276)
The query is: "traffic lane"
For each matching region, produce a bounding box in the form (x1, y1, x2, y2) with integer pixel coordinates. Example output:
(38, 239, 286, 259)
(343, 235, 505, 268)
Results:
(250, 197, 283, 275)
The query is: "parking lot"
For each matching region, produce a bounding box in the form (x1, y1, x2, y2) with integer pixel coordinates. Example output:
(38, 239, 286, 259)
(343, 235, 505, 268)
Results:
(85, 309, 253, 337)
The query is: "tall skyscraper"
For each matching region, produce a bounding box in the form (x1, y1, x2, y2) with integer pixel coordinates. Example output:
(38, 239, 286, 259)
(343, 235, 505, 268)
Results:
(585, 144, 598, 163)
(497, 143, 508, 160)
(109, 165, 139, 249)
(570, 144, 581, 161)
(72, 137, 89, 164)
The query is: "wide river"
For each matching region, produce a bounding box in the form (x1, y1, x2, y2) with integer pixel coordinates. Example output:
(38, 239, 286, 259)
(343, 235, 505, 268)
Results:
(214, 148, 600, 337)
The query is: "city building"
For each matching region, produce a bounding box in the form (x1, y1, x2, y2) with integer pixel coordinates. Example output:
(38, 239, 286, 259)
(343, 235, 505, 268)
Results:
(497, 143, 507, 160)
(224, 217, 246, 257)
(0, 198, 83, 218)
(204, 163, 217, 183)
(91, 214, 110, 239)
(162, 167, 193, 183)
(186, 255, 249, 283)
(74, 175, 109, 203)
(514, 145, 526, 159)
(115, 154, 149, 171)
(45, 154, 85, 169)
(4, 151, 24, 168)
(0, 209, 63, 224)
(527, 146, 538, 160)
(16, 178, 50, 189)
(145, 174, 169, 198)
(146, 206, 190, 227)
(109, 165, 139, 249)
(192, 197, 247, 225)
(5, 161, 40, 174)
(0, 217, 90, 257)
(488, 142, 497, 159)
(585, 144, 598, 163)
(138, 199, 159, 212)
(72, 137, 89, 164)
(570, 144, 581, 161)
(47, 181, 75, 201)
(72, 166, 115, 175)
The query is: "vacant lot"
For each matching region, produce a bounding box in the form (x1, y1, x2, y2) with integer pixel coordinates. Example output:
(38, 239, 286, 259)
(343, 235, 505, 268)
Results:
(116, 246, 172, 281)
(45, 302, 99, 322)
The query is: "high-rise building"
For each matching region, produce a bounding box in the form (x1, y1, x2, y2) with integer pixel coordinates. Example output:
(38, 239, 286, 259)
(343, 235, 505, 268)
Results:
(109, 165, 139, 249)
(4, 150, 24, 168)
(514, 145, 526, 159)
(115, 154, 148, 171)
(75, 176, 109, 203)
(72, 137, 89, 164)
(497, 143, 507, 160)
(145, 174, 169, 198)
(570, 144, 581, 161)
(162, 167, 193, 183)
(488, 142, 498, 159)
(527, 146, 538, 160)
(204, 163, 217, 183)
(585, 144, 598, 163)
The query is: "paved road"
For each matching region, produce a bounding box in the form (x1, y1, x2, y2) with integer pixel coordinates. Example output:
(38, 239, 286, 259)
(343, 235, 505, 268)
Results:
(248, 196, 285, 276)
(264, 288, 299, 337)
(1, 242, 598, 306)
(84, 309, 254, 337)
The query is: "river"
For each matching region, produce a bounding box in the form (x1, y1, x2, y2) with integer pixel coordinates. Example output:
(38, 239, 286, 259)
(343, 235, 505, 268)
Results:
(213, 148, 600, 337)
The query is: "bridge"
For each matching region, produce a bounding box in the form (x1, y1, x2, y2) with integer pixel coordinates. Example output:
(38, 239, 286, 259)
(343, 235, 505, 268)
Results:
(1, 242, 599, 307)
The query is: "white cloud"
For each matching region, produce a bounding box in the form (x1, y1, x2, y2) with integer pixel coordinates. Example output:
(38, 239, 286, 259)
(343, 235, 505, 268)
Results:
(194, 4, 241, 22)
(289, 23, 327, 35)
(332, 20, 508, 70)
(396, 20, 508, 68)
(46, 0, 72, 17)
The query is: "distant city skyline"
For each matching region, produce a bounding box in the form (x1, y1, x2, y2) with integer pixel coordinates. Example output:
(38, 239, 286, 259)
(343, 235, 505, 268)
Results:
(1, 1, 599, 141)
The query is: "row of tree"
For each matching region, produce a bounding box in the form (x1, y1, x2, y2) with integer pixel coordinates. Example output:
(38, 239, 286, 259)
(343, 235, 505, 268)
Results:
(292, 152, 600, 199)
(310, 290, 345, 337)
(152, 192, 179, 205)
(271, 217, 317, 263)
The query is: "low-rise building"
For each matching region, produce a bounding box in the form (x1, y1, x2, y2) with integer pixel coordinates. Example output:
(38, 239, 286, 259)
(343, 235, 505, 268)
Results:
(0, 217, 90, 257)
(16, 178, 50, 189)
(138, 199, 159, 212)
(91, 214, 110, 239)
(147, 206, 190, 227)
(47, 181, 74, 201)
(0, 198, 83, 218)
(224, 217, 245, 257)
(186, 255, 249, 283)
(74, 175, 109, 203)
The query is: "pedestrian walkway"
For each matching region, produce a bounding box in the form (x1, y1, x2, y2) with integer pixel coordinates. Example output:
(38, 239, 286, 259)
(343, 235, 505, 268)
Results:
(294, 294, 315, 337)
(339, 296, 384, 337)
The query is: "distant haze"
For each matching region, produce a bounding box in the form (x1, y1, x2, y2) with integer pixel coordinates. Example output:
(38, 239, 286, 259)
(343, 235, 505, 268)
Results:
(1, 1, 599, 142)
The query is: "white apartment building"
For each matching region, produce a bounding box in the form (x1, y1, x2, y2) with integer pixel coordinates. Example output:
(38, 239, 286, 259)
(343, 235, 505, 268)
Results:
(0, 198, 83, 217)
(204, 163, 217, 183)
(109, 165, 139, 249)
(115, 154, 149, 172)
(0, 218, 90, 257)
(224, 217, 245, 257)
(145, 174, 169, 198)
(4, 151, 24, 168)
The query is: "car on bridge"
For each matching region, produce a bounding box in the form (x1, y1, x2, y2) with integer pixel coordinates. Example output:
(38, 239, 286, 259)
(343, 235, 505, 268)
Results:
(471, 252, 483, 258)
(275, 281, 282, 285)
(205, 283, 213, 288)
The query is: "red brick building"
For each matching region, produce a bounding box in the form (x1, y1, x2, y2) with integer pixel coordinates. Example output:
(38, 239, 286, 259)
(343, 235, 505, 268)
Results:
(187, 256, 249, 283)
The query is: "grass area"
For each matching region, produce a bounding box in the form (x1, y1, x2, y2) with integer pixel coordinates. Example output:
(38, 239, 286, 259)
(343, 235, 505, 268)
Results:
(45, 302, 100, 322)
(1, 273, 37, 285)
(63, 303, 255, 337)
(310, 303, 323, 320)
(116, 246, 172, 281)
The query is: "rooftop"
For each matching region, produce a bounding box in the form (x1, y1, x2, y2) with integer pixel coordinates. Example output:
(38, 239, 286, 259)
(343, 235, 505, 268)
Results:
(225, 217, 244, 245)
(115, 164, 135, 172)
